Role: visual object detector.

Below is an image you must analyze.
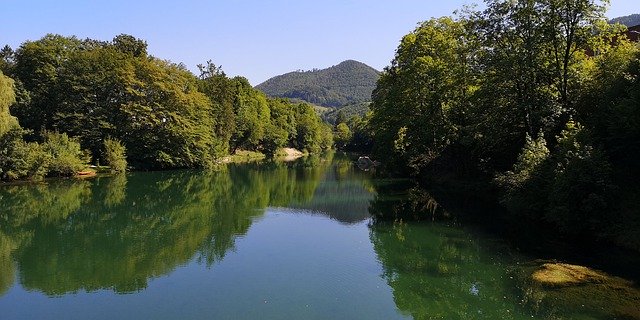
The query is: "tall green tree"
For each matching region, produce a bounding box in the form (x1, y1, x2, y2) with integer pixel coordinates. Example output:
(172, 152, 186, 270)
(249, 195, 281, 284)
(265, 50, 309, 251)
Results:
(0, 71, 47, 181)
(229, 77, 270, 152)
(52, 46, 128, 158)
(469, 0, 609, 170)
(0, 71, 18, 135)
(262, 98, 296, 156)
(112, 34, 148, 57)
(370, 17, 476, 174)
(0, 45, 15, 75)
(13, 35, 83, 131)
(197, 61, 236, 157)
(117, 58, 216, 169)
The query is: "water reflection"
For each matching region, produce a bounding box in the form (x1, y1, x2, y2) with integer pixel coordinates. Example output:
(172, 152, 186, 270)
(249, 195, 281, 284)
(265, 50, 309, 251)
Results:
(367, 181, 640, 320)
(289, 155, 374, 224)
(367, 184, 534, 319)
(0, 155, 358, 296)
(369, 221, 529, 319)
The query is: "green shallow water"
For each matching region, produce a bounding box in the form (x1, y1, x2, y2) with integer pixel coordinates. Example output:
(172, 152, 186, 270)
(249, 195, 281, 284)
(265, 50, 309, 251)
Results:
(0, 154, 637, 319)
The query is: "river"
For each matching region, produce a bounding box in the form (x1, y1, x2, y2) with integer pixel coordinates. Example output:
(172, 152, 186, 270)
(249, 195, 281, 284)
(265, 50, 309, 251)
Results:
(0, 153, 638, 319)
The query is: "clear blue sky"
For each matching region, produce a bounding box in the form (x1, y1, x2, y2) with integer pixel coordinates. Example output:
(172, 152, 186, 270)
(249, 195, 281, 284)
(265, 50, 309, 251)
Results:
(2, 0, 637, 85)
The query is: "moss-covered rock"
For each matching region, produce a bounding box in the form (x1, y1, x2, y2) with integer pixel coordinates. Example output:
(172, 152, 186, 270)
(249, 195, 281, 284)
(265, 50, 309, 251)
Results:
(518, 261, 640, 319)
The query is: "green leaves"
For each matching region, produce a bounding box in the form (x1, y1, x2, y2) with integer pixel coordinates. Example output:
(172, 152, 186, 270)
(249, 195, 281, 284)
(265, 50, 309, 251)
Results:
(42, 131, 86, 177)
(4, 33, 332, 174)
(370, 17, 473, 174)
(367, 0, 640, 247)
(103, 138, 127, 173)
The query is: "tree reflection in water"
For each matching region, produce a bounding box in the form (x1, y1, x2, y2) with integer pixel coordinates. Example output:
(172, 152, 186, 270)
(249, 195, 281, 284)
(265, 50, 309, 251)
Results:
(367, 183, 532, 319)
(0, 156, 337, 296)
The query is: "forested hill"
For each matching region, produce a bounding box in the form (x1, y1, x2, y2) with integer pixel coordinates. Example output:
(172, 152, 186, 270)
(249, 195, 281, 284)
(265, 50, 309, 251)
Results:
(255, 60, 380, 108)
(610, 14, 640, 27)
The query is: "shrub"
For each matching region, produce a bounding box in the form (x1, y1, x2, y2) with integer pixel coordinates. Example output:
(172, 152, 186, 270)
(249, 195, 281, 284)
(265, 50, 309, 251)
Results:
(495, 133, 551, 219)
(545, 121, 616, 235)
(0, 128, 50, 181)
(103, 138, 127, 173)
(42, 132, 86, 177)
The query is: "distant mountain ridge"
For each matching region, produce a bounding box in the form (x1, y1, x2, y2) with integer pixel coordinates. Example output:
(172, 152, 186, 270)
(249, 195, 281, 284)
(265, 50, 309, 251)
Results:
(610, 14, 640, 27)
(255, 60, 380, 108)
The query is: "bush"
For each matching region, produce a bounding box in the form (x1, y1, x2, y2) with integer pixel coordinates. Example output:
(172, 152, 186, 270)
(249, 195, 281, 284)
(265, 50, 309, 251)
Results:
(42, 132, 86, 177)
(103, 138, 127, 173)
(495, 133, 551, 220)
(545, 121, 616, 235)
(334, 123, 352, 149)
(0, 128, 50, 181)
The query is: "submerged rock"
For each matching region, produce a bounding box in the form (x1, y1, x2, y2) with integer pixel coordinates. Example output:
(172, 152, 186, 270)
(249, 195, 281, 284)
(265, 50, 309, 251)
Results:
(357, 156, 379, 171)
(532, 263, 613, 286)
(519, 261, 640, 319)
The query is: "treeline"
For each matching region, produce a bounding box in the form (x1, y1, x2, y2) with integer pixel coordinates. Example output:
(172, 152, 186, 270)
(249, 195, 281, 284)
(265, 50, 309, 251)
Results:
(360, 0, 640, 249)
(0, 34, 332, 180)
(610, 13, 640, 27)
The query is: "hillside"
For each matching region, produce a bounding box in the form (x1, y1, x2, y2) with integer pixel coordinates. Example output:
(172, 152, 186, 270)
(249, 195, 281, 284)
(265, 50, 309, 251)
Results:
(610, 14, 640, 27)
(322, 102, 370, 124)
(255, 60, 380, 108)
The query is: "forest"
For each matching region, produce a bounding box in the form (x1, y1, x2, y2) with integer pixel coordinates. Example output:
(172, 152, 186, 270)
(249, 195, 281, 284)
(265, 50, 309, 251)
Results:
(1, 0, 639, 252)
(0, 35, 333, 180)
(338, 0, 640, 250)
(255, 60, 379, 108)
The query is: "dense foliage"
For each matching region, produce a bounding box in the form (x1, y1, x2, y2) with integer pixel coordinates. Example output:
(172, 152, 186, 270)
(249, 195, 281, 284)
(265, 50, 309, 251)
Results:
(103, 138, 127, 173)
(0, 70, 86, 180)
(366, 1, 640, 249)
(321, 102, 370, 125)
(0, 35, 332, 179)
(255, 60, 380, 108)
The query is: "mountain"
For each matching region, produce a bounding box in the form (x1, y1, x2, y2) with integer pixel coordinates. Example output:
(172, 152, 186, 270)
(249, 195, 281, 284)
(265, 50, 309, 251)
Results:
(255, 60, 380, 108)
(610, 14, 640, 27)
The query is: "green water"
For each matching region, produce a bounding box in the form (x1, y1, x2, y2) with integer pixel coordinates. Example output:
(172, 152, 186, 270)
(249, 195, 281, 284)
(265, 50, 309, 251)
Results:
(0, 154, 637, 319)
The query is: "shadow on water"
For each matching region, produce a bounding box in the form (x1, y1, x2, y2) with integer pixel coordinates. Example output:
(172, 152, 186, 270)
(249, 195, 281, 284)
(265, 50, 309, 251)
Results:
(2, 154, 638, 319)
(367, 179, 640, 319)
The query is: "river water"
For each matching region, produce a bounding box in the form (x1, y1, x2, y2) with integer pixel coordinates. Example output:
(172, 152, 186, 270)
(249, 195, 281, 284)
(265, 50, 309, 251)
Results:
(0, 154, 637, 319)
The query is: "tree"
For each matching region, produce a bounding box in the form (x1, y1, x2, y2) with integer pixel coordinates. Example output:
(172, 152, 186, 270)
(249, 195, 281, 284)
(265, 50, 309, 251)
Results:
(0, 71, 18, 135)
(52, 46, 128, 158)
(541, 0, 609, 110)
(292, 103, 323, 153)
(0, 45, 15, 75)
(545, 121, 615, 234)
(334, 123, 352, 149)
(495, 132, 551, 219)
(370, 17, 476, 174)
(468, 0, 609, 171)
(262, 98, 295, 156)
(229, 77, 270, 152)
(0, 71, 49, 181)
(197, 61, 236, 157)
(112, 34, 147, 57)
(116, 58, 216, 169)
(13, 35, 82, 130)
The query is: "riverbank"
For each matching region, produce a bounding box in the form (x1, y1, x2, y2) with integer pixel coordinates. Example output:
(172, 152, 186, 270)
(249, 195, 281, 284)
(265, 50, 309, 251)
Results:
(220, 148, 306, 164)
